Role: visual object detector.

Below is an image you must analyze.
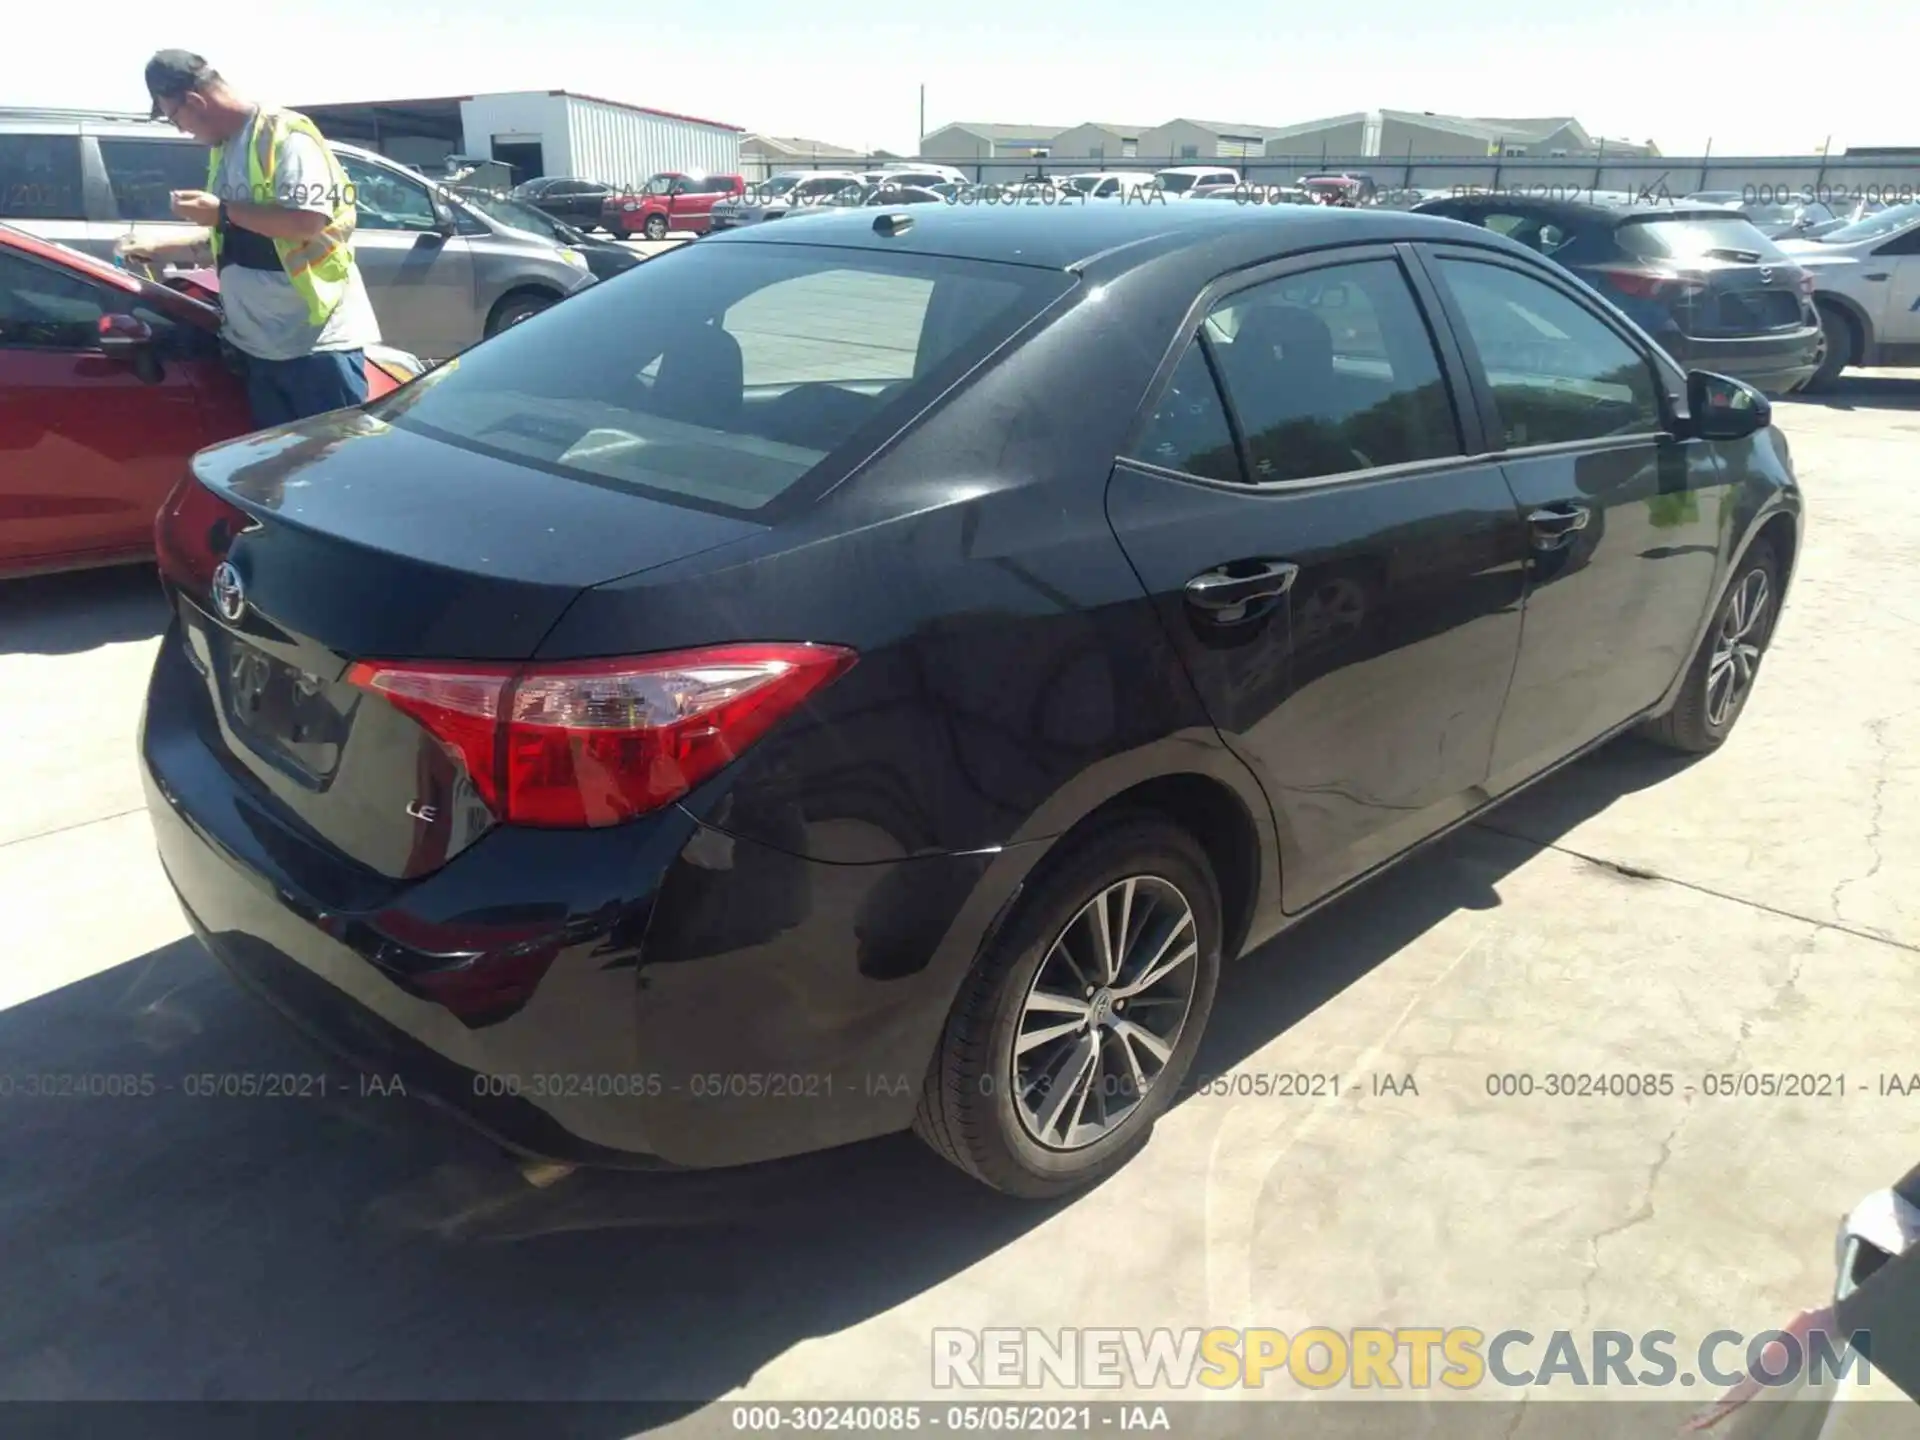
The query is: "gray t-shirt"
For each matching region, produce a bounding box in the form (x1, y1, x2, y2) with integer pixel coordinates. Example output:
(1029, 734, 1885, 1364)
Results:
(211, 110, 381, 362)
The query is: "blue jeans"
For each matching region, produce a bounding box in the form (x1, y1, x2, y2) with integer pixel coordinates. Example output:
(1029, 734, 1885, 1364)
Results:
(243, 349, 367, 428)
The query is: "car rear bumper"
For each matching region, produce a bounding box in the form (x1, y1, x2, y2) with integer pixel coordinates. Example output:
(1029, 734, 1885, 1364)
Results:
(141, 626, 1024, 1170)
(1666, 326, 1822, 393)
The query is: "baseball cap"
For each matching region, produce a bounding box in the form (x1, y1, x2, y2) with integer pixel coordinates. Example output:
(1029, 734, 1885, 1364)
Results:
(145, 49, 218, 119)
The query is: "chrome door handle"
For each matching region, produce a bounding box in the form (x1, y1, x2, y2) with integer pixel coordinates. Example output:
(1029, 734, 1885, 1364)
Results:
(1185, 559, 1299, 612)
(1527, 505, 1591, 550)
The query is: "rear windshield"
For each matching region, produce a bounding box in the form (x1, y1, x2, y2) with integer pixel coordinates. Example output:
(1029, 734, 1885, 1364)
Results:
(792, 175, 860, 199)
(1816, 200, 1920, 244)
(373, 241, 1068, 515)
(1616, 214, 1787, 261)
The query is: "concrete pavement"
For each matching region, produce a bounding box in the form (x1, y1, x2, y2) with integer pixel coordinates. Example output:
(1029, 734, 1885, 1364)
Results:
(0, 375, 1916, 1424)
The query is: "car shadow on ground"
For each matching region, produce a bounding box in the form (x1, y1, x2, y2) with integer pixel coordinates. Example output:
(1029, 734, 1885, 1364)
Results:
(1781, 372, 1920, 413)
(0, 739, 1693, 1426)
(0, 565, 168, 657)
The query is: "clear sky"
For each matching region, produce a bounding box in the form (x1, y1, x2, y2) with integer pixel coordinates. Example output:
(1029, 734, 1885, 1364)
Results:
(21, 0, 1915, 158)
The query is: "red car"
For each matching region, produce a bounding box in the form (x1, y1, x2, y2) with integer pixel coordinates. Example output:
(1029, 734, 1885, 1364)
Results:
(0, 226, 415, 580)
(604, 171, 745, 240)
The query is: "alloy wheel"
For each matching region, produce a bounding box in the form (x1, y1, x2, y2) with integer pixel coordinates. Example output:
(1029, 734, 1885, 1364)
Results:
(1707, 567, 1770, 728)
(1011, 875, 1200, 1151)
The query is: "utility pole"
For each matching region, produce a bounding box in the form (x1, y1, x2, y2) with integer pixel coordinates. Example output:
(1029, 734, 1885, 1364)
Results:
(918, 85, 925, 157)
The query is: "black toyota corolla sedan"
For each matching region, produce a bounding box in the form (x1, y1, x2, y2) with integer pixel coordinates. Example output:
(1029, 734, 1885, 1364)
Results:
(141, 200, 1801, 1198)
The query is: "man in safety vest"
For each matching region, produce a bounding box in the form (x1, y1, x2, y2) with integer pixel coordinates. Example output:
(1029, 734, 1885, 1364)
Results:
(119, 51, 381, 427)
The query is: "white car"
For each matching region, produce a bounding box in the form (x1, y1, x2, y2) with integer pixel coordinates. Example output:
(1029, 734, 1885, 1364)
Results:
(1059, 170, 1162, 200)
(708, 171, 864, 231)
(1191, 182, 1310, 206)
(1153, 165, 1242, 198)
(865, 163, 970, 188)
(1776, 200, 1920, 389)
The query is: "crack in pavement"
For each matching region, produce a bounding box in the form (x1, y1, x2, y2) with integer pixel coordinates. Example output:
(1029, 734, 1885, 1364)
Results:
(1472, 822, 1919, 956)
(1573, 927, 1820, 1334)
(1829, 714, 1892, 931)
(0, 806, 149, 853)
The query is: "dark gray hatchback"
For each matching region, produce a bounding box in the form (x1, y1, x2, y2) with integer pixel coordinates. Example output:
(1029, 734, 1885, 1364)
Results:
(1413, 193, 1822, 394)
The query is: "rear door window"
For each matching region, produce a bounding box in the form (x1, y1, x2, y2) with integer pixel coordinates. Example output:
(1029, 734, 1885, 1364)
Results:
(1204, 258, 1461, 482)
(0, 135, 86, 221)
(98, 139, 208, 222)
(375, 243, 1070, 515)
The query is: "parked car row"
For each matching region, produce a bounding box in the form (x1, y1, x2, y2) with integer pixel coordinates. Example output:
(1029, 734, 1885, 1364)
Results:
(0, 224, 420, 579)
(0, 113, 597, 361)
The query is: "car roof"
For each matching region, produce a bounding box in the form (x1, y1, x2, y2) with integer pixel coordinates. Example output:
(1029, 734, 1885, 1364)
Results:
(1419, 193, 1739, 224)
(709, 199, 1530, 278)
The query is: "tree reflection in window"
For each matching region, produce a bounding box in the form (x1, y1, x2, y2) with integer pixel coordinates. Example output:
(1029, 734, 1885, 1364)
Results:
(1125, 340, 1242, 482)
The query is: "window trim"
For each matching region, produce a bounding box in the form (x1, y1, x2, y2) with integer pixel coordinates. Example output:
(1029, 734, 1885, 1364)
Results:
(1408, 241, 1686, 457)
(1118, 242, 1488, 494)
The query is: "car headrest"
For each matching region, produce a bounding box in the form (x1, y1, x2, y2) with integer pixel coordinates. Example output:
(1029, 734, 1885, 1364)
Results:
(652, 322, 744, 429)
(1234, 305, 1334, 380)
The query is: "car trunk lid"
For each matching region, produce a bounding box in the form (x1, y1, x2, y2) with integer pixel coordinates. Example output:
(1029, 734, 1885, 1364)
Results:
(155, 410, 764, 879)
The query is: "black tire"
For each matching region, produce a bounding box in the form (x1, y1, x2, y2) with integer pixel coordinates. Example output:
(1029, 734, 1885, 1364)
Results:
(1642, 540, 1780, 755)
(1800, 303, 1853, 393)
(486, 293, 554, 338)
(643, 214, 669, 241)
(914, 815, 1222, 1198)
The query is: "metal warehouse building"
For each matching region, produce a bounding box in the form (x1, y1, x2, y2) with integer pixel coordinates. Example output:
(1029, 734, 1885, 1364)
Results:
(296, 90, 743, 188)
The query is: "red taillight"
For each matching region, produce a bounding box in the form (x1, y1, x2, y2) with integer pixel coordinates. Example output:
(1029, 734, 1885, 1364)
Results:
(347, 643, 858, 829)
(1593, 265, 1707, 302)
(155, 475, 257, 593)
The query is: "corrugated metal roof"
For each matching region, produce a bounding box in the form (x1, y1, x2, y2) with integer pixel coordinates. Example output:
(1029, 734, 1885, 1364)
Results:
(1170, 119, 1295, 138)
(926, 122, 1069, 142)
(1468, 116, 1579, 139)
(1256, 112, 1371, 141)
(544, 91, 744, 132)
(748, 133, 862, 156)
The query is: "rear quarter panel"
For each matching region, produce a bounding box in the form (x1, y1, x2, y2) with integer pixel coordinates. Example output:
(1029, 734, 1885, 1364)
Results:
(533, 258, 1275, 869)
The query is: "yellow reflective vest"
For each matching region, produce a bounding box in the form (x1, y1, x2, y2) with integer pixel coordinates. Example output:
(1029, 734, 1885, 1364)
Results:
(206, 109, 357, 327)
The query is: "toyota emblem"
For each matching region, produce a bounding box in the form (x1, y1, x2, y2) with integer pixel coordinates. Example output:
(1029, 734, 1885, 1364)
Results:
(1759, 266, 1774, 284)
(210, 562, 247, 623)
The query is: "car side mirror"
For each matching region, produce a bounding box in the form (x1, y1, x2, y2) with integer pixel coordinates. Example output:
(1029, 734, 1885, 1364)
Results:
(98, 313, 162, 383)
(1685, 369, 1771, 441)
